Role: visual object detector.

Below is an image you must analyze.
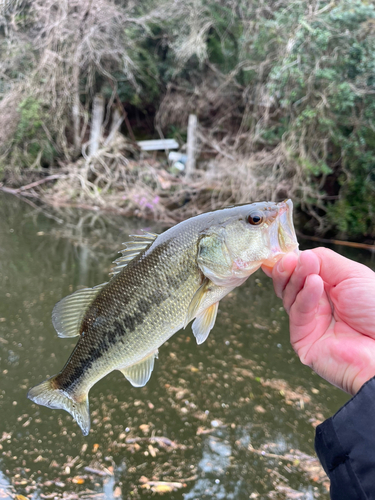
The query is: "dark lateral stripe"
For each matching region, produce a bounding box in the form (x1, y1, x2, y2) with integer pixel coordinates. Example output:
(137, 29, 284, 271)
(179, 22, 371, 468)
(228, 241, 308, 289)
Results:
(58, 239, 197, 391)
(58, 308, 154, 390)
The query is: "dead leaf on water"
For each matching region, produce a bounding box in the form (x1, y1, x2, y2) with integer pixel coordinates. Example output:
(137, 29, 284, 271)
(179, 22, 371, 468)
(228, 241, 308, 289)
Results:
(254, 405, 266, 414)
(148, 444, 157, 457)
(196, 426, 214, 436)
(139, 424, 150, 433)
(140, 480, 186, 493)
(72, 476, 85, 484)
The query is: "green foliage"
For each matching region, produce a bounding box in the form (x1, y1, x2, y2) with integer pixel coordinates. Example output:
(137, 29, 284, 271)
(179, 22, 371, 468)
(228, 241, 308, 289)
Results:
(10, 97, 55, 168)
(16, 97, 43, 142)
(261, 1, 375, 237)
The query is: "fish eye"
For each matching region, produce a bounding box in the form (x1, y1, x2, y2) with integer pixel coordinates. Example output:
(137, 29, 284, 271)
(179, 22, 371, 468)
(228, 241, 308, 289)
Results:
(247, 211, 264, 225)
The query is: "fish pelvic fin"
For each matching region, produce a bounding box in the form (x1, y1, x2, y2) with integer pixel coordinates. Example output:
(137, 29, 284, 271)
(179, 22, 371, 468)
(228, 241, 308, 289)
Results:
(192, 301, 219, 345)
(27, 377, 90, 436)
(119, 350, 158, 387)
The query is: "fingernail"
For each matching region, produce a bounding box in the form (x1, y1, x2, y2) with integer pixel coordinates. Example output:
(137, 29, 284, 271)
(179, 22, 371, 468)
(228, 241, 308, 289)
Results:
(278, 258, 285, 273)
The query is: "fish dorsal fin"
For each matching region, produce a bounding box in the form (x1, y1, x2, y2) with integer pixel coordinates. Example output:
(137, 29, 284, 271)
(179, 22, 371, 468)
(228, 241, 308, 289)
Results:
(184, 278, 211, 328)
(192, 302, 219, 345)
(119, 350, 158, 387)
(52, 282, 107, 338)
(110, 231, 158, 277)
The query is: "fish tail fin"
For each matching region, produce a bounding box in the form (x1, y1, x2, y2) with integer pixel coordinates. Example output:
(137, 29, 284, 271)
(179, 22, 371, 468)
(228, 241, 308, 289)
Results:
(27, 377, 90, 436)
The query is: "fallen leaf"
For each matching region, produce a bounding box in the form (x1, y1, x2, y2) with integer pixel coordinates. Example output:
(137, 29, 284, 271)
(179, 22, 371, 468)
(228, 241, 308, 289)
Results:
(148, 444, 157, 457)
(72, 476, 85, 484)
(140, 481, 186, 493)
(152, 484, 174, 493)
(254, 405, 266, 414)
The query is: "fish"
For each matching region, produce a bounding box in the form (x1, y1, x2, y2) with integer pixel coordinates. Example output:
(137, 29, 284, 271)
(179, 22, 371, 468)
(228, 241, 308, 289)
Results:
(27, 199, 298, 435)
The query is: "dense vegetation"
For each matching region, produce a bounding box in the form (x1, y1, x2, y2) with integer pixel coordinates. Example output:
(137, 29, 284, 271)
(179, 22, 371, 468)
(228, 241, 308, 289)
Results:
(0, 0, 375, 238)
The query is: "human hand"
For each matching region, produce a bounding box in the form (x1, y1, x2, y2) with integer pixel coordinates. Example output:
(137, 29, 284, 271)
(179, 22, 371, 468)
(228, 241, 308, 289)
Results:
(262, 248, 375, 395)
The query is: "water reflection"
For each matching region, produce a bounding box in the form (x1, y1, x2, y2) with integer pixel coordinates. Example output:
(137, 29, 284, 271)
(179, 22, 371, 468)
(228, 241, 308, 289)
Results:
(1, 192, 373, 499)
(0, 471, 13, 500)
(185, 429, 236, 500)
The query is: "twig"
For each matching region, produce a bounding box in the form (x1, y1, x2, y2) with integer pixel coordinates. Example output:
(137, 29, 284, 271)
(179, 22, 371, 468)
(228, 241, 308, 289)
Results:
(298, 232, 375, 251)
(125, 436, 179, 448)
(248, 445, 316, 463)
(248, 444, 290, 461)
(84, 466, 113, 476)
(0, 174, 64, 194)
(13, 195, 65, 224)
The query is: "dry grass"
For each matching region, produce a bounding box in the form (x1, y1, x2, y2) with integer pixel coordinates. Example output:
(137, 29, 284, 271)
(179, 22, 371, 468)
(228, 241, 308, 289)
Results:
(37, 128, 307, 225)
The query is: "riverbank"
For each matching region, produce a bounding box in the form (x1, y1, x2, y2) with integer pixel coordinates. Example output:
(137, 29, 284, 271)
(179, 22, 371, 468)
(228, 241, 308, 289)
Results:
(0, 131, 301, 225)
(1, 0, 375, 239)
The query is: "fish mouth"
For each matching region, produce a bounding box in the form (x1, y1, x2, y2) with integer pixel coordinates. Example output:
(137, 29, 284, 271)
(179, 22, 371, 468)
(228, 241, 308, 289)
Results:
(277, 199, 299, 253)
(263, 199, 299, 267)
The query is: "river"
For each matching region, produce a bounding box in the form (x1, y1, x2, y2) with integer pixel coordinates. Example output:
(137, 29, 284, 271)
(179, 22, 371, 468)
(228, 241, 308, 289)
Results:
(1, 193, 374, 500)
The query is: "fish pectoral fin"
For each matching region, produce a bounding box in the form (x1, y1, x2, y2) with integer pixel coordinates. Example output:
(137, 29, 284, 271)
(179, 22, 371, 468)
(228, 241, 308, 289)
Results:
(192, 302, 219, 345)
(184, 278, 211, 328)
(119, 350, 158, 387)
(52, 282, 107, 338)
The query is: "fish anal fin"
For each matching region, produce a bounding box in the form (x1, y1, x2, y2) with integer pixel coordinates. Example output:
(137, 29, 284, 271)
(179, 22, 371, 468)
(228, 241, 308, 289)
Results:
(110, 231, 158, 277)
(27, 376, 90, 436)
(52, 282, 107, 338)
(119, 350, 158, 387)
(192, 302, 219, 345)
(184, 278, 211, 328)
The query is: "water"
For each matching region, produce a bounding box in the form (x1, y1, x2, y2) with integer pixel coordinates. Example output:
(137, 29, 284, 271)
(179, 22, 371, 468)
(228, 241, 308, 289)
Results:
(0, 193, 373, 500)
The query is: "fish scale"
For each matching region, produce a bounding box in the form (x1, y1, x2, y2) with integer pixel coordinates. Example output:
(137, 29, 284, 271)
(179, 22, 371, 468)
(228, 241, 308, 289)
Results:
(28, 200, 298, 435)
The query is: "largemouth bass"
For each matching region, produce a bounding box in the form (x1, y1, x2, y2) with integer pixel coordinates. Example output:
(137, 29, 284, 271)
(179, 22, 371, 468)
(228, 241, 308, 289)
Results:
(28, 200, 298, 435)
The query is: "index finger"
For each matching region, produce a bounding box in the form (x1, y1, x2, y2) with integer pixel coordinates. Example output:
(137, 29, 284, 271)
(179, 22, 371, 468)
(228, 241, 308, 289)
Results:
(312, 248, 375, 286)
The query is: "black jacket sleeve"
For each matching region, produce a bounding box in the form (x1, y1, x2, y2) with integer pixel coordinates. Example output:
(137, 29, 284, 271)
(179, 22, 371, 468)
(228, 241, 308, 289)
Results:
(315, 376, 375, 500)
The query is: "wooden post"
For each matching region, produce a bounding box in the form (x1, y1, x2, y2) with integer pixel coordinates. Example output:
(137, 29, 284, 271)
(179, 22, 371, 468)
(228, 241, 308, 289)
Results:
(104, 107, 123, 147)
(89, 94, 105, 157)
(186, 114, 197, 178)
